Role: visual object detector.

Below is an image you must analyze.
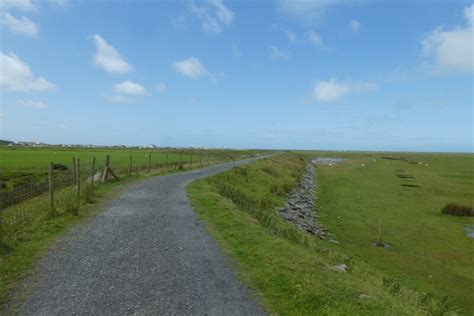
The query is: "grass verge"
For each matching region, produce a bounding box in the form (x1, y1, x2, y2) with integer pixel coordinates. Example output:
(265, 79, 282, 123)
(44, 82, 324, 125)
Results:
(188, 153, 459, 315)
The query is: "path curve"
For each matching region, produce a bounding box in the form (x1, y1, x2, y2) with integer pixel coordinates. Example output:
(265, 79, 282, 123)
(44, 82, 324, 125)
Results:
(20, 158, 266, 315)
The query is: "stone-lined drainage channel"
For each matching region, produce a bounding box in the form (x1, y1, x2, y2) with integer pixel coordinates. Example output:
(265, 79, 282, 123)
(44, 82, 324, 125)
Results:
(276, 157, 345, 239)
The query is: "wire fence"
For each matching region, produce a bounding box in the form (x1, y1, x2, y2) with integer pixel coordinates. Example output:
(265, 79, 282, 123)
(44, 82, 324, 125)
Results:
(0, 151, 254, 211)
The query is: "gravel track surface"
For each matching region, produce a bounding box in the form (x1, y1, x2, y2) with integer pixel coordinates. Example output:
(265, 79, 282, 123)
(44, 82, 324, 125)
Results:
(19, 159, 266, 315)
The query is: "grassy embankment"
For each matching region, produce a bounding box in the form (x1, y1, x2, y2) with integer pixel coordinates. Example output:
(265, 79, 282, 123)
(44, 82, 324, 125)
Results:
(0, 149, 252, 307)
(188, 152, 465, 314)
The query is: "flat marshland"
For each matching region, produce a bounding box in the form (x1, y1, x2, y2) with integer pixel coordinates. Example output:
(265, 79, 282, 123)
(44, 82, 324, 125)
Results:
(189, 152, 473, 314)
(315, 152, 474, 311)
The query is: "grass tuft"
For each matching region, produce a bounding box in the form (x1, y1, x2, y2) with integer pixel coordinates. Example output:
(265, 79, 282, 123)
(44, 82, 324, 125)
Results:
(441, 203, 473, 217)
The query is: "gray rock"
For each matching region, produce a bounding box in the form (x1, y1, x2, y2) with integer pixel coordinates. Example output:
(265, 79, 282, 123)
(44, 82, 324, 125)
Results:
(330, 263, 348, 273)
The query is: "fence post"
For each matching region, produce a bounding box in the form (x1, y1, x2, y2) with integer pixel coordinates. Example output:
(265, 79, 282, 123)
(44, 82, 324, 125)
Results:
(200, 154, 202, 165)
(72, 157, 77, 185)
(91, 157, 96, 185)
(148, 154, 151, 173)
(377, 219, 383, 246)
(76, 158, 81, 197)
(166, 153, 169, 165)
(129, 155, 132, 176)
(190, 154, 193, 167)
(49, 162, 55, 210)
(101, 155, 110, 184)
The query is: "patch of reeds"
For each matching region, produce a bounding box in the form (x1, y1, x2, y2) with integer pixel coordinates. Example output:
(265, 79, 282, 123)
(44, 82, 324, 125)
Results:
(441, 203, 473, 217)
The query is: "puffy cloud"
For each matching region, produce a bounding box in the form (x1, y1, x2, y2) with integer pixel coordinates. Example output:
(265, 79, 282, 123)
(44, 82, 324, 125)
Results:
(0, 0, 36, 11)
(421, 4, 474, 74)
(1, 13, 37, 36)
(108, 80, 146, 103)
(349, 19, 360, 32)
(155, 82, 166, 92)
(306, 30, 323, 46)
(190, 0, 233, 33)
(269, 45, 290, 60)
(313, 79, 377, 102)
(0, 52, 55, 92)
(113, 80, 146, 95)
(92, 34, 132, 74)
(173, 57, 209, 79)
(17, 100, 48, 109)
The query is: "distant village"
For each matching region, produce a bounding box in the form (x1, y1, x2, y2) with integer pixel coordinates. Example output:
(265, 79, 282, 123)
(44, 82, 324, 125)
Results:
(0, 139, 235, 151)
(0, 139, 158, 149)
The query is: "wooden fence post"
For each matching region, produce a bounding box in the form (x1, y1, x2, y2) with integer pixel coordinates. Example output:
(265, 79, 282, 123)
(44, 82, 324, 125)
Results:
(377, 219, 383, 247)
(200, 154, 202, 165)
(49, 162, 55, 210)
(179, 154, 182, 169)
(101, 155, 110, 184)
(72, 157, 77, 185)
(76, 158, 81, 197)
(190, 154, 193, 167)
(129, 155, 132, 176)
(91, 157, 96, 185)
(148, 154, 151, 173)
(166, 153, 169, 165)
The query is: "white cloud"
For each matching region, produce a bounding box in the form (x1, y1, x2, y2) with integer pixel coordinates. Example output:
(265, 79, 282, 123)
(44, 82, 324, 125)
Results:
(92, 34, 132, 74)
(349, 19, 360, 32)
(306, 30, 323, 46)
(108, 80, 146, 103)
(0, 0, 36, 11)
(0, 52, 55, 92)
(1, 13, 37, 36)
(17, 100, 48, 110)
(270, 45, 290, 60)
(155, 82, 166, 92)
(113, 80, 146, 95)
(421, 4, 474, 74)
(313, 79, 377, 102)
(173, 57, 209, 79)
(190, 0, 233, 33)
(276, 0, 345, 22)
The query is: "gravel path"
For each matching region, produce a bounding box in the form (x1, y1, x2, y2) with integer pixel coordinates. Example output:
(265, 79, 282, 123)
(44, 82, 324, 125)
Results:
(19, 159, 266, 315)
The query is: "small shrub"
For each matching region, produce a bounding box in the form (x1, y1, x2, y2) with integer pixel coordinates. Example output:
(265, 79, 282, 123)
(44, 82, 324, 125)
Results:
(441, 203, 473, 217)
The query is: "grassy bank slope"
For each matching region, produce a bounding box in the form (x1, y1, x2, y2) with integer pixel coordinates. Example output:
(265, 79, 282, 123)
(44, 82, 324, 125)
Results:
(188, 153, 454, 315)
(314, 152, 474, 313)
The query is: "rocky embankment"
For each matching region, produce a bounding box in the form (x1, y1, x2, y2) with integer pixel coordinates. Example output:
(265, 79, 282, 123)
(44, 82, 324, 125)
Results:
(276, 158, 328, 238)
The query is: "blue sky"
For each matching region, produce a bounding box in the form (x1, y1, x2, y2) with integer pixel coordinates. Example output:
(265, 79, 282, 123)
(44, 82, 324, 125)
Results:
(0, 0, 472, 152)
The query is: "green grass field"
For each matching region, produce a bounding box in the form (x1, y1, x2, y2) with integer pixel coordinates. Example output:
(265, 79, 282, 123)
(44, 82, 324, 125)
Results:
(189, 152, 473, 314)
(313, 151, 474, 312)
(0, 147, 260, 189)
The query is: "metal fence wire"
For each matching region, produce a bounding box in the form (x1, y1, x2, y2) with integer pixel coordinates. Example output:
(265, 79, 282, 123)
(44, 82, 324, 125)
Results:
(0, 153, 254, 211)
